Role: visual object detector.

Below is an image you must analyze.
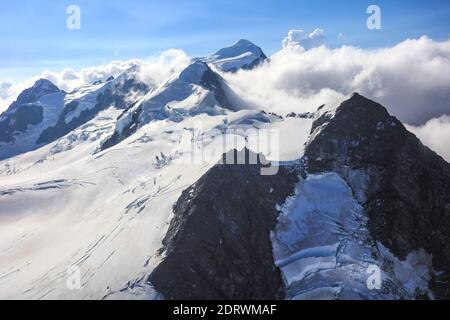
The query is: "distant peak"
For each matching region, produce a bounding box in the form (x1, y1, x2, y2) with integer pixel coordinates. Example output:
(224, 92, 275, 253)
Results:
(233, 39, 257, 46)
(7, 79, 61, 111)
(341, 92, 385, 110)
(204, 39, 267, 72)
(33, 79, 59, 91)
(219, 39, 263, 53)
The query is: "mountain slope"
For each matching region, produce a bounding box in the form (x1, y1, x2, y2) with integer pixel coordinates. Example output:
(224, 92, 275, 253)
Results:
(101, 61, 245, 150)
(0, 98, 299, 299)
(0, 80, 66, 160)
(148, 93, 450, 300)
(150, 149, 299, 300)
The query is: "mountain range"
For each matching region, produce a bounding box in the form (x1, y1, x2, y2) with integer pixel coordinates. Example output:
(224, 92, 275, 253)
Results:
(0, 40, 449, 300)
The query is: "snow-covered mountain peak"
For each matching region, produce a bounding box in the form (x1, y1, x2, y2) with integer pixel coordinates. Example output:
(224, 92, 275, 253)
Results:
(8, 79, 62, 110)
(214, 39, 264, 59)
(102, 60, 244, 150)
(203, 39, 267, 72)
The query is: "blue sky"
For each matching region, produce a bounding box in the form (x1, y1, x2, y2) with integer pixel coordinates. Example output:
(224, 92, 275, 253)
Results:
(1, 0, 450, 82)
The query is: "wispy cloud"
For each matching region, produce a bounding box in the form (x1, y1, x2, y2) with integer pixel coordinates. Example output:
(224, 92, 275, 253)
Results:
(407, 116, 450, 162)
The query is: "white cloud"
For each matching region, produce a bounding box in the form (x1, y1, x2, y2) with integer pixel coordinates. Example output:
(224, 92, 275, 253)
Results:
(282, 28, 325, 50)
(0, 49, 191, 113)
(282, 29, 304, 49)
(222, 35, 450, 126)
(406, 116, 450, 163)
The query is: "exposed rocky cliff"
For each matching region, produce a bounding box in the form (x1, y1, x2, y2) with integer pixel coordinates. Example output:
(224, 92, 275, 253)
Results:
(304, 93, 450, 298)
(149, 149, 300, 300)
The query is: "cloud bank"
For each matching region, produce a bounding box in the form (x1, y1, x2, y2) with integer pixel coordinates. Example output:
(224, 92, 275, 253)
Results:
(223, 34, 450, 126)
(282, 28, 325, 50)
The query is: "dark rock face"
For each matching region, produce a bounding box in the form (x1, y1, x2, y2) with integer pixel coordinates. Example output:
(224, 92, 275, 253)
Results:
(149, 149, 300, 300)
(112, 75, 149, 110)
(304, 93, 450, 298)
(286, 111, 315, 119)
(99, 102, 142, 151)
(0, 105, 43, 142)
(200, 67, 238, 111)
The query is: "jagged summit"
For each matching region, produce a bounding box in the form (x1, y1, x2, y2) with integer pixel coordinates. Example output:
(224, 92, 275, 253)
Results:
(306, 92, 449, 173)
(342, 92, 387, 111)
(203, 39, 267, 72)
(309, 92, 401, 145)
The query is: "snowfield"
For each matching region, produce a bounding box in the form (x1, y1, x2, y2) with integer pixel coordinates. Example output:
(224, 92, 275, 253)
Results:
(0, 100, 433, 299)
(0, 97, 312, 299)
